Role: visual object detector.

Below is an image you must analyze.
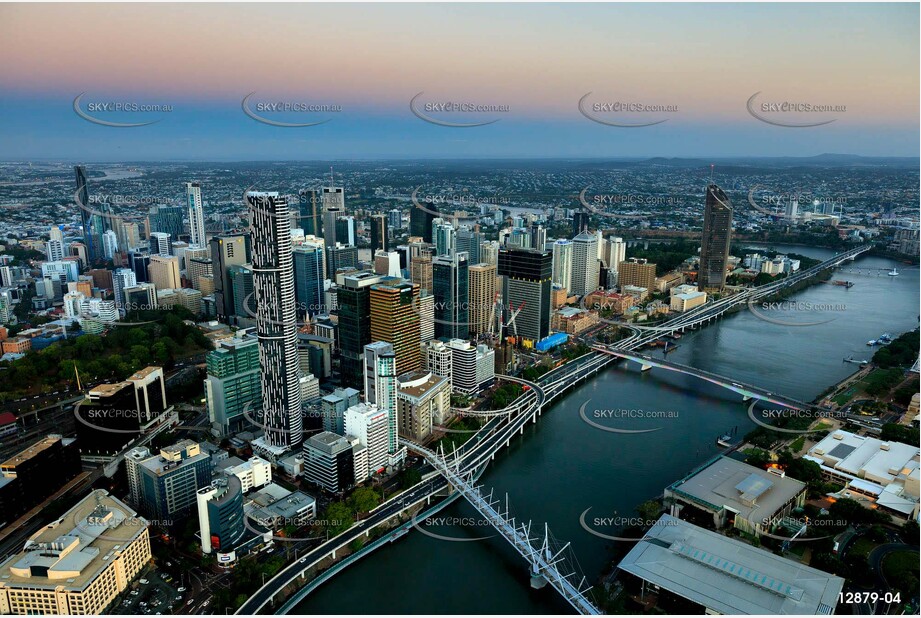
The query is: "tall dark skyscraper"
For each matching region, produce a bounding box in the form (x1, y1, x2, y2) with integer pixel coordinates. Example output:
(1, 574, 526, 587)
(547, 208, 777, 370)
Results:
(75, 165, 109, 264)
(698, 184, 733, 291)
(149, 205, 185, 241)
(433, 251, 469, 340)
(410, 202, 438, 242)
(572, 212, 590, 236)
(293, 242, 325, 318)
(370, 214, 389, 254)
(247, 191, 302, 448)
(498, 246, 552, 344)
(298, 189, 321, 237)
(337, 271, 382, 389)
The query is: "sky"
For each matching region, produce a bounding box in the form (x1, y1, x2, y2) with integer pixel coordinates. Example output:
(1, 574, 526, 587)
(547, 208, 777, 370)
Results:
(0, 3, 917, 161)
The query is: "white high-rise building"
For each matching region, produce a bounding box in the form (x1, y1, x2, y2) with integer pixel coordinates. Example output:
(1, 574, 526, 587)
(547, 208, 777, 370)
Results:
(604, 236, 626, 285)
(186, 181, 206, 248)
(785, 198, 799, 221)
(344, 402, 390, 475)
(363, 342, 398, 456)
(150, 232, 171, 256)
(424, 339, 453, 386)
(45, 239, 64, 262)
(551, 239, 573, 292)
(112, 268, 137, 311)
(102, 230, 118, 259)
(570, 232, 600, 296)
(248, 191, 302, 448)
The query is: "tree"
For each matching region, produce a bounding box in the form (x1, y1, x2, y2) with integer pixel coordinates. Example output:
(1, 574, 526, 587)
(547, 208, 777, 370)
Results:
(635, 500, 661, 524)
(349, 486, 380, 515)
(323, 501, 354, 535)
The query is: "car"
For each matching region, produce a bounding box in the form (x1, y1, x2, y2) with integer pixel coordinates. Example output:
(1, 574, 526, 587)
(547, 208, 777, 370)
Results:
(299, 557, 308, 563)
(130, 591, 140, 596)
(186, 599, 194, 606)
(176, 587, 186, 593)
(140, 578, 150, 585)
(202, 600, 211, 608)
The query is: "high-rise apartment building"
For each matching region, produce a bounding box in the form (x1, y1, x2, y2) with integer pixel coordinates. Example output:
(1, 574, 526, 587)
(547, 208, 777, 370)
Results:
(149, 232, 172, 256)
(362, 342, 398, 456)
(618, 258, 657, 292)
(468, 263, 497, 336)
(344, 403, 390, 476)
(551, 239, 573, 292)
(135, 440, 211, 520)
(149, 205, 185, 242)
(698, 184, 733, 291)
(248, 191, 302, 448)
(410, 202, 438, 242)
(570, 232, 600, 297)
(149, 255, 181, 291)
(186, 182, 206, 248)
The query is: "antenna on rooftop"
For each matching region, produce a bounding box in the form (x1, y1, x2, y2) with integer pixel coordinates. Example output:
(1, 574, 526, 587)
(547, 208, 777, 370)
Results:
(709, 164, 715, 185)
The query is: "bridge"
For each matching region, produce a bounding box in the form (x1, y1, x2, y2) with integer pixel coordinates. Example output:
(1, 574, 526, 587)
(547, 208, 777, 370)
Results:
(593, 347, 822, 412)
(406, 441, 601, 615)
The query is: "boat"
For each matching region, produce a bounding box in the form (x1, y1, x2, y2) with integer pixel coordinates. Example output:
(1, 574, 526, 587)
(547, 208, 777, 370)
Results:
(888, 268, 899, 276)
(867, 340, 877, 346)
(878, 333, 893, 343)
(716, 434, 734, 448)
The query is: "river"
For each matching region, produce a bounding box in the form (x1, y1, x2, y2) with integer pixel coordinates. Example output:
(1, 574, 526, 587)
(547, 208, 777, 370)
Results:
(294, 245, 918, 614)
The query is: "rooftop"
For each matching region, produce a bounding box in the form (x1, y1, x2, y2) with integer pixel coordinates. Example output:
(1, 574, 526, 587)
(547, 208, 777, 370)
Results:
(1, 436, 61, 470)
(667, 456, 805, 520)
(618, 514, 843, 615)
(0, 490, 147, 592)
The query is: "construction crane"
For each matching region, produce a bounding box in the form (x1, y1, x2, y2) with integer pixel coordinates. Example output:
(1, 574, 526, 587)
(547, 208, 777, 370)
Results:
(505, 301, 526, 340)
(487, 291, 502, 342)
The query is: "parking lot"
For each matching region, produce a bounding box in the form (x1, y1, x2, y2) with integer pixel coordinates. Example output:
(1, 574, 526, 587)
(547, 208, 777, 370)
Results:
(109, 564, 186, 615)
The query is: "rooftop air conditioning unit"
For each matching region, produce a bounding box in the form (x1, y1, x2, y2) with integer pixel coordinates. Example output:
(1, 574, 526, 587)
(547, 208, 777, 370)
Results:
(833, 432, 844, 440)
(880, 443, 891, 451)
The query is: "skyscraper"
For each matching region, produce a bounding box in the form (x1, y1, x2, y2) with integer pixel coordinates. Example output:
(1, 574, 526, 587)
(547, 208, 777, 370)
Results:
(498, 246, 551, 344)
(75, 165, 108, 264)
(293, 242, 326, 319)
(149, 232, 172, 256)
(186, 182, 206, 248)
(326, 243, 359, 277)
(570, 232, 600, 296)
(433, 220, 455, 256)
(210, 234, 250, 322)
(205, 336, 261, 436)
(149, 205, 185, 242)
(432, 251, 469, 340)
(337, 271, 383, 389)
(455, 226, 483, 264)
(619, 258, 656, 291)
(468, 263, 497, 337)
(370, 214, 389, 254)
(410, 202, 438, 242)
(297, 189, 321, 236)
(149, 255, 181, 291)
(112, 268, 137, 312)
(247, 191, 302, 448)
(698, 184, 733, 291)
(572, 211, 590, 236)
(361, 343, 398, 458)
(551, 239, 573, 292)
(370, 281, 421, 375)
